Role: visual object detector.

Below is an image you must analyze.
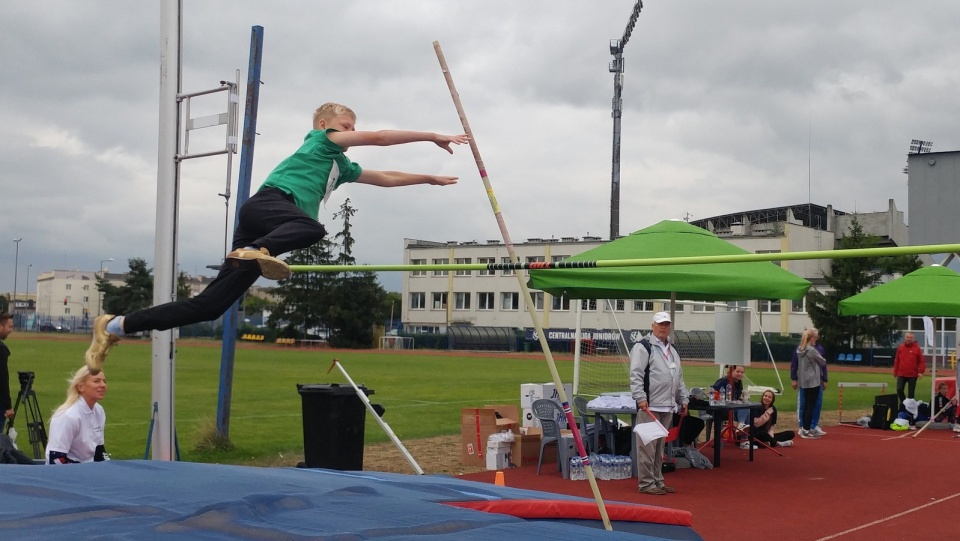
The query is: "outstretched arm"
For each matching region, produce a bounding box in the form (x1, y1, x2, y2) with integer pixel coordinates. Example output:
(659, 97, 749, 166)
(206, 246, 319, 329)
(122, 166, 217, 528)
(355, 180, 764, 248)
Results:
(356, 170, 458, 188)
(327, 130, 469, 153)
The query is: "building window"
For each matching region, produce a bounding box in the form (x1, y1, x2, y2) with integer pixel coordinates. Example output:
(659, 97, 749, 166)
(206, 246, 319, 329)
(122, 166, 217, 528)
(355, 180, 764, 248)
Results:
(478, 292, 495, 310)
(82, 285, 90, 291)
(411, 325, 440, 334)
(756, 250, 781, 267)
(65, 308, 71, 314)
(82, 296, 89, 303)
(454, 292, 471, 310)
(791, 298, 806, 313)
(726, 300, 749, 310)
(478, 257, 495, 276)
(633, 300, 654, 312)
(526, 256, 545, 264)
(604, 299, 625, 312)
(432, 292, 448, 310)
(410, 259, 427, 277)
(692, 302, 716, 312)
(580, 299, 597, 311)
(501, 292, 520, 310)
(410, 292, 425, 310)
(759, 299, 781, 313)
(501, 257, 515, 276)
(532, 292, 544, 310)
(552, 294, 570, 311)
(662, 301, 685, 313)
(66, 284, 72, 290)
(432, 258, 449, 276)
(455, 257, 471, 276)
(551, 255, 568, 263)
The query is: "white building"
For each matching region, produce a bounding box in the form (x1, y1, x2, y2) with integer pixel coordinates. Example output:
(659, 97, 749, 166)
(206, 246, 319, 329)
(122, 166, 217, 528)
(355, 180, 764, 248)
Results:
(400, 201, 908, 337)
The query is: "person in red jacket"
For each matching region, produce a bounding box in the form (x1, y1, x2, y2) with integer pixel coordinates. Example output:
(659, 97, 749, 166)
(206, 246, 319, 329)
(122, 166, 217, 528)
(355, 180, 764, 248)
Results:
(893, 332, 926, 411)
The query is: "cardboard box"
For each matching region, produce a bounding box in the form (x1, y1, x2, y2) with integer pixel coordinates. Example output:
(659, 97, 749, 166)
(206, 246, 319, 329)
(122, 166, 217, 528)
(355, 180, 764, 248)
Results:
(460, 405, 519, 467)
(520, 383, 573, 428)
(514, 427, 575, 469)
(514, 427, 550, 468)
(520, 383, 573, 409)
(485, 440, 512, 470)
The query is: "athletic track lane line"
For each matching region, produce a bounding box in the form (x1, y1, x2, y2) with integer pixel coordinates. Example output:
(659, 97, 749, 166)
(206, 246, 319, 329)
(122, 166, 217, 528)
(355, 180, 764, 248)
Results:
(814, 491, 960, 541)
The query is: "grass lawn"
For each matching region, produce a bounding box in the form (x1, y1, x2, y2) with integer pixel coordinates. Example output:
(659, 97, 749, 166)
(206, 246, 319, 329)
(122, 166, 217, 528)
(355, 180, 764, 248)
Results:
(4, 335, 897, 464)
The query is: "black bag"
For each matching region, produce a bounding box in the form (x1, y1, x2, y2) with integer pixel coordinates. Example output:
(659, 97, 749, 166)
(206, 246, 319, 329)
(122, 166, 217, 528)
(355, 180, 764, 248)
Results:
(869, 403, 893, 430)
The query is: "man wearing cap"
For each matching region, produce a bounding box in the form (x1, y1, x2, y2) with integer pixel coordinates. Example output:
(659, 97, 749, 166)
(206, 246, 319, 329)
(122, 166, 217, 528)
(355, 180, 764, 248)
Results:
(630, 311, 689, 496)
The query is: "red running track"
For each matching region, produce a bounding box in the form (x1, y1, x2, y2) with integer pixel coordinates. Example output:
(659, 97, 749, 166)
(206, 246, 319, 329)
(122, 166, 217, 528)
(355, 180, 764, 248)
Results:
(460, 423, 960, 541)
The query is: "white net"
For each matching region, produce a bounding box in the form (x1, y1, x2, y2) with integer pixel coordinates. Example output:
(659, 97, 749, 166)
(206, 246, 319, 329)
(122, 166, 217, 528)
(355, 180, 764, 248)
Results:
(574, 301, 722, 397)
(379, 336, 414, 350)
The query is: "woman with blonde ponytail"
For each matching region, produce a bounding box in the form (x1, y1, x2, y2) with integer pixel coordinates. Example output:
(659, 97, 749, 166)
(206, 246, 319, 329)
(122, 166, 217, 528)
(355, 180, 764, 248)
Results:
(45, 366, 109, 464)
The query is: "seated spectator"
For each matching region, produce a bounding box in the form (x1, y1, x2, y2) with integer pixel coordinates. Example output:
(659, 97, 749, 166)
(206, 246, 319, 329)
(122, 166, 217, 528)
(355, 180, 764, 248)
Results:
(933, 382, 958, 426)
(750, 390, 795, 448)
(45, 366, 110, 464)
(713, 365, 749, 424)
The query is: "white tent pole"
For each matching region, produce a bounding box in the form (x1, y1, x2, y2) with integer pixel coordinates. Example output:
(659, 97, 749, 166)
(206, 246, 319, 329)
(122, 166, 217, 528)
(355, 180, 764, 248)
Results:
(573, 301, 583, 395)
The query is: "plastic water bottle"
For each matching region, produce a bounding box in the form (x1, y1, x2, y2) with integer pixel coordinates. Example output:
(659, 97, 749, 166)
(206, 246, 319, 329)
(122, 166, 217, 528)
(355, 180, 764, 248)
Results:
(569, 456, 581, 480)
(725, 385, 732, 403)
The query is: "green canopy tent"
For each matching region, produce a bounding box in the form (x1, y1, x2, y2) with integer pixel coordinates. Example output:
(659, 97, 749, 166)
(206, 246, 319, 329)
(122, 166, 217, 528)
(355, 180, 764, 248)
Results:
(838, 265, 960, 318)
(527, 219, 811, 394)
(527, 220, 811, 302)
(839, 264, 960, 404)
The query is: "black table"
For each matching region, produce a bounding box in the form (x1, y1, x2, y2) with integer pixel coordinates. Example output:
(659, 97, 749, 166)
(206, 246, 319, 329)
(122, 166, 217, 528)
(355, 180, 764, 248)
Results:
(688, 401, 762, 467)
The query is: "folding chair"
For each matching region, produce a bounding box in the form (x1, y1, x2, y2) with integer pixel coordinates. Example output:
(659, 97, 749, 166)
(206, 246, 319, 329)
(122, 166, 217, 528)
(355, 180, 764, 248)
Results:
(532, 399, 566, 475)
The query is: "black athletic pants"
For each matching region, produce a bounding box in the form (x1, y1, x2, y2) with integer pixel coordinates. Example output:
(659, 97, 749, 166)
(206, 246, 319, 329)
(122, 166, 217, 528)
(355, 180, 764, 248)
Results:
(801, 387, 820, 430)
(753, 430, 795, 446)
(123, 188, 326, 333)
(896, 376, 918, 407)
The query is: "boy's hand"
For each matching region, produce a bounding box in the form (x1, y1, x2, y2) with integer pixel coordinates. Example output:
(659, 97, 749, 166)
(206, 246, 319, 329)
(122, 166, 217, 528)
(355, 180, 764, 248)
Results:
(435, 134, 470, 154)
(428, 175, 458, 186)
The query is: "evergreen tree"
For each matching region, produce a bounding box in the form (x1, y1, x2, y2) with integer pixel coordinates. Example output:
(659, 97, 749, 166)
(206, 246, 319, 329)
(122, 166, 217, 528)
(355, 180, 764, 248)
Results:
(267, 198, 387, 347)
(806, 216, 921, 351)
(268, 237, 338, 337)
(326, 199, 387, 348)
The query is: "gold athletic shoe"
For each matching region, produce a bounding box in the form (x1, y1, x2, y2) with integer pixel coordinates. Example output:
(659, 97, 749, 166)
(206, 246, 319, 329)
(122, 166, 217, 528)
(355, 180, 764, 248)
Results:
(86, 314, 120, 370)
(226, 247, 291, 280)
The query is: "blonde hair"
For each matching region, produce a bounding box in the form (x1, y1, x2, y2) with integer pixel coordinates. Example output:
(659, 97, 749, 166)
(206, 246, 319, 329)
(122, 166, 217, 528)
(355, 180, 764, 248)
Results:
(798, 329, 814, 351)
(52, 366, 103, 418)
(312, 102, 355, 129)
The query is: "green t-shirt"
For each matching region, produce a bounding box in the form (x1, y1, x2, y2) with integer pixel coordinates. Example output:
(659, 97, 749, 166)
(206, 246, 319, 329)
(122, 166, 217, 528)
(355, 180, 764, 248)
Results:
(259, 129, 363, 220)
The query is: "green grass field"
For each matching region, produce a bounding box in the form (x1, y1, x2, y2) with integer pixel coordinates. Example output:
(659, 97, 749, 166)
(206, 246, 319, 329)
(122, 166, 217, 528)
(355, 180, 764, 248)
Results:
(4, 335, 895, 464)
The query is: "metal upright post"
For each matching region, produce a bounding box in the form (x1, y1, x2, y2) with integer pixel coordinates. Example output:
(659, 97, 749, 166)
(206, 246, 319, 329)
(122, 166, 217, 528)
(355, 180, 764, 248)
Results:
(217, 26, 264, 439)
(152, 0, 182, 461)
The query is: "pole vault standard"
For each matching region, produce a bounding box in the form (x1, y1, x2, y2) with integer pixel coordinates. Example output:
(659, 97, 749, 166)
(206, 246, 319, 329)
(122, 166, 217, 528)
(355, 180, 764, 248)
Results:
(433, 42, 612, 531)
(289, 242, 960, 274)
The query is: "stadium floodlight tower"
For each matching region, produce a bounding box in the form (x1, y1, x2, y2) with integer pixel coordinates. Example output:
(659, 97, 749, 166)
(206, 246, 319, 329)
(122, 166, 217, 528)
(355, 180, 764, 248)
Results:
(902, 139, 933, 174)
(608, 0, 643, 241)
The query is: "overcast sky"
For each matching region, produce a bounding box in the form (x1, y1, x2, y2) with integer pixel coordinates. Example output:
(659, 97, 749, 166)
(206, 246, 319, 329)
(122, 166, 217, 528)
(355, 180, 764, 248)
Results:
(2, 1, 958, 296)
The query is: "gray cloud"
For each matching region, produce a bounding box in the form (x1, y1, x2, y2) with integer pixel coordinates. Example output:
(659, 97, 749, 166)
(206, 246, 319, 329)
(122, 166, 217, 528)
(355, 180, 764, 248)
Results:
(1, 1, 957, 296)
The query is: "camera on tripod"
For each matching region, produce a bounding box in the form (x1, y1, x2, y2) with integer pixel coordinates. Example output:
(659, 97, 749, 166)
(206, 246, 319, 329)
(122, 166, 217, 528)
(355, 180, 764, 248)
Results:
(7, 371, 47, 460)
(18, 371, 35, 391)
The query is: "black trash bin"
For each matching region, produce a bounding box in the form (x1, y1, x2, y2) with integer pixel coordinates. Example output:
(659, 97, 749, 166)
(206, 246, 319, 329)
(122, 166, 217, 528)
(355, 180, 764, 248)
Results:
(297, 383, 373, 470)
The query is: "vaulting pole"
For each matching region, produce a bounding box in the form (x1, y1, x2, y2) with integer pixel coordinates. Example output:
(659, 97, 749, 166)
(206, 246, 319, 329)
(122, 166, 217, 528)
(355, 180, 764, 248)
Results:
(288, 243, 960, 274)
(434, 41, 612, 531)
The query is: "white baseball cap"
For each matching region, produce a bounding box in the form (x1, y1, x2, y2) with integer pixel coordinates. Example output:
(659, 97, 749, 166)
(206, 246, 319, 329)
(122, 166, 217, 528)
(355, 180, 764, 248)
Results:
(652, 311, 671, 324)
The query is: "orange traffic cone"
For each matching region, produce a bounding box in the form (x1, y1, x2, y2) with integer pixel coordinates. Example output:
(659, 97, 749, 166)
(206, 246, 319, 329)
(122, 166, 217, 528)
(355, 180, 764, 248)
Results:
(494, 471, 505, 486)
